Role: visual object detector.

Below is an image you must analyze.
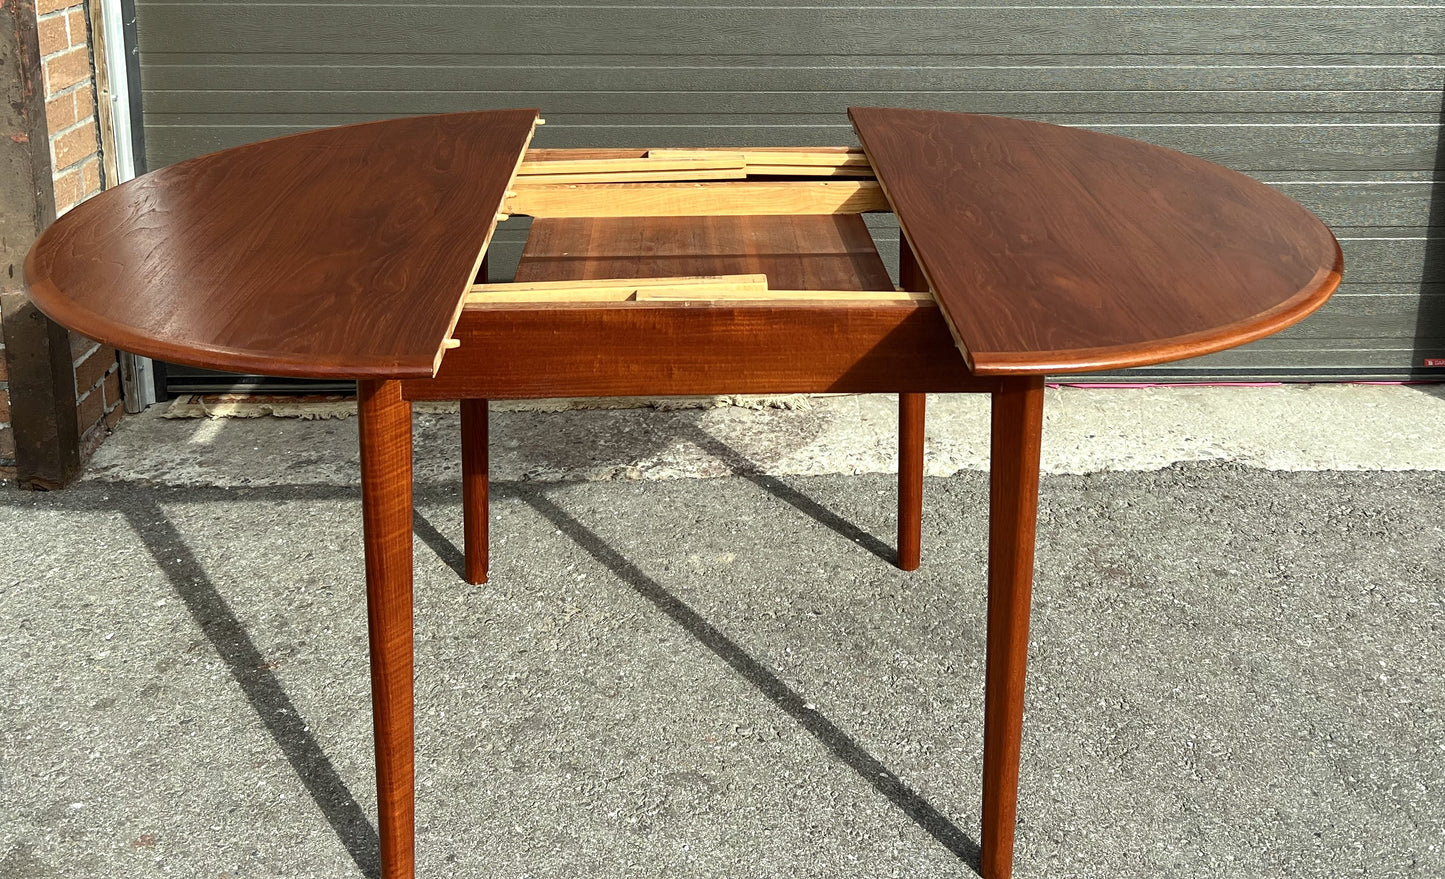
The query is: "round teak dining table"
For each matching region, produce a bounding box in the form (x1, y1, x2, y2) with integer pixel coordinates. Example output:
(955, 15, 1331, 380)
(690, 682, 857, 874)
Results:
(24, 107, 1342, 879)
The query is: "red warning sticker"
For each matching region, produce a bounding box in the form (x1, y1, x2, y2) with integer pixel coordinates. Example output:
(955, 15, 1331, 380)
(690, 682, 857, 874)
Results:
(1426, 358, 1445, 367)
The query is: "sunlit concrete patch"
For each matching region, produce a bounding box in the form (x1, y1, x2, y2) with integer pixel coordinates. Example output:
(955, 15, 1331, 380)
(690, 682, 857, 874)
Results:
(1034, 384, 1445, 474)
(84, 384, 1445, 488)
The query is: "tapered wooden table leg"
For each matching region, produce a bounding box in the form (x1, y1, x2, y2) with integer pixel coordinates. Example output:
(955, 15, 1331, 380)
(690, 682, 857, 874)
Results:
(897, 392, 925, 571)
(358, 379, 416, 879)
(896, 237, 932, 571)
(461, 398, 490, 584)
(981, 375, 1045, 879)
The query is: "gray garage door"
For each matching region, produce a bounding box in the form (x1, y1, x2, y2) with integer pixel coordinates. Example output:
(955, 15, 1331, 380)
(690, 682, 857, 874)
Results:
(132, 1, 1444, 386)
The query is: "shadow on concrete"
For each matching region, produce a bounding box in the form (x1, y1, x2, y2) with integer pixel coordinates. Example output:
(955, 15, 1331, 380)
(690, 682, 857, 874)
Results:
(9, 479, 975, 875)
(413, 506, 467, 581)
(512, 484, 983, 873)
(121, 491, 382, 879)
(678, 423, 900, 567)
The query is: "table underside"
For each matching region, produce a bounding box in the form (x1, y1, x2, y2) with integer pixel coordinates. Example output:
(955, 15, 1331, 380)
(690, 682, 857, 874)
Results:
(404, 210, 997, 402)
(515, 214, 895, 291)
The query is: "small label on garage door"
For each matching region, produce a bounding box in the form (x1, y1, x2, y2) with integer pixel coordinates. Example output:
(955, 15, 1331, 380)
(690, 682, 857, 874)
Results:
(1426, 358, 1445, 367)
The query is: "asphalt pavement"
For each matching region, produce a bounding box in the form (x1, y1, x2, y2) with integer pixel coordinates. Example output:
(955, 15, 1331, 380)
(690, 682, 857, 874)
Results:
(2, 387, 1442, 878)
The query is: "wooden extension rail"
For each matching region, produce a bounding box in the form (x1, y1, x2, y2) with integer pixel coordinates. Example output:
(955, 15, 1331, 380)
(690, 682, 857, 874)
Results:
(513, 147, 874, 184)
(463, 274, 932, 304)
(500, 147, 886, 218)
(501, 180, 888, 218)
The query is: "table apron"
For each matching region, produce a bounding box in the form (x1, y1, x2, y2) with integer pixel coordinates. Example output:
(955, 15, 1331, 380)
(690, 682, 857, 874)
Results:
(403, 303, 994, 400)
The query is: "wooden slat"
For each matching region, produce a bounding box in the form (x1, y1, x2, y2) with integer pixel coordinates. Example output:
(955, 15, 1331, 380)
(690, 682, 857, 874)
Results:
(649, 147, 869, 168)
(746, 165, 876, 178)
(513, 167, 747, 185)
(464, 276, 930, 304)
(523, 148, 648, 162)
(727, 147, 862, 155)
(466, 274, 769, 303)
(471, 274, 768, 293)
(635, 289, 931, 303)
(471, 289, 641, 303)
(502, 180, 890, 218)
(516, 150, 869, 182)
(465, 288, 931, 305)
(517, 155, 746, 175)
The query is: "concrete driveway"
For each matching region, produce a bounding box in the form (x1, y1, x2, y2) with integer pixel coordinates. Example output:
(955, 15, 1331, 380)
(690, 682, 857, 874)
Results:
(2, 385, 1442, 878)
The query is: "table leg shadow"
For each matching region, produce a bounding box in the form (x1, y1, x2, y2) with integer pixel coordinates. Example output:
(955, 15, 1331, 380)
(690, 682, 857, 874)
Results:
(93, 480, 978, 877)
(412, 506, 467, 582)
(676, 423, 900, 566)
(459, 397, 929, 584)
(509, 483, 983, 872)
(122, 494, 383, 879)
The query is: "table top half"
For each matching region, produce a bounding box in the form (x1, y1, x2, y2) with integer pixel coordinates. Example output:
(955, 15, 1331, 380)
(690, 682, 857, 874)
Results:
(24, 107, 1342, 380)
(25, 109, 539, 380)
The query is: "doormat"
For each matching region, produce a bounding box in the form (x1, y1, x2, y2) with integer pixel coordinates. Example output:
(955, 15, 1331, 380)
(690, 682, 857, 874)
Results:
(163, 394, 367, 419)
(162, 393, 818, 419)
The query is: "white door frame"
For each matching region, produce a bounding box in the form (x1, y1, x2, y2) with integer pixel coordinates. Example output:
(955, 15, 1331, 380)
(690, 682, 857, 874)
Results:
(97, 0, 157, 410)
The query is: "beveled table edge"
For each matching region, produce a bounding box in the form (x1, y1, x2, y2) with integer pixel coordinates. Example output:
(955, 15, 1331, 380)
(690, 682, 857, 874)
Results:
(966, 262, 1343, 376)
(24, 110, 539, 381)
(849, 106, 1345, 377)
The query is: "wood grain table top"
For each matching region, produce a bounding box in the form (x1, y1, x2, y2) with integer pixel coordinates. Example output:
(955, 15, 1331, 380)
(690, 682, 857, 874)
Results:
(850, 107, 1343, 375)
(23, 107, 1341, 381)
(25, 109, 538, 379)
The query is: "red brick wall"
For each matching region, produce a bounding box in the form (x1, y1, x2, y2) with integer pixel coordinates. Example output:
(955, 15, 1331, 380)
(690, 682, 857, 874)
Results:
(0, 351, 12, 479)
(46, 0, 121, 466)
(38, 0, 102, 213)
(2, 0, 122, 481)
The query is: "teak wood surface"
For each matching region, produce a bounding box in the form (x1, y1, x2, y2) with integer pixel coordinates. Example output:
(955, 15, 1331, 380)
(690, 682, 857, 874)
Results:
(20, 108, 1346, 879)
(415, 214, 991, 400)
(897, 240, 931, 574)
(455, 214, 936, 584)
(25, 110, 538, 379)
(850, 107, 1344, 375)
(982, 376, 1045, 879)
(357, 379, 416, 875)
(504, 179, 889, 218)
